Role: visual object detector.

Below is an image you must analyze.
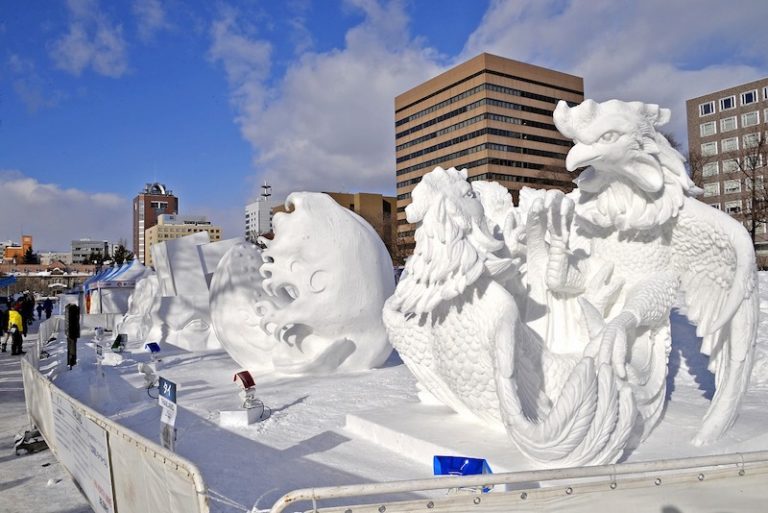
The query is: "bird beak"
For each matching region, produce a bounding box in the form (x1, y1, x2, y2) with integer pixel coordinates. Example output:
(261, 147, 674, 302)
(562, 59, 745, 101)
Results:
(565, 143, 601, 171)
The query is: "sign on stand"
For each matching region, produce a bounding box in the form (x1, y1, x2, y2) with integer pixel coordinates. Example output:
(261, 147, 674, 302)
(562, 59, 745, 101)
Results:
(158, 376, 177, 451)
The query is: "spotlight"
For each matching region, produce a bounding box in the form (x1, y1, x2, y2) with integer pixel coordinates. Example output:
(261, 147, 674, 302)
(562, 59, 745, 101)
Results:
(233, 371, 258, 409)
(137, 362, 157, 389)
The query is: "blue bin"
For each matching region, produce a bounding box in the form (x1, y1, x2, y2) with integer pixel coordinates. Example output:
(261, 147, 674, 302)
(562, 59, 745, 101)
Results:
(433, 455, 493, 493)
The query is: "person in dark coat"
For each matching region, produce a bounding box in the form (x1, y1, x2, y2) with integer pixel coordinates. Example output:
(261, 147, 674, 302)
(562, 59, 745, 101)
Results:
(43, 298, 53, 319)
(36, 303, 43, 320)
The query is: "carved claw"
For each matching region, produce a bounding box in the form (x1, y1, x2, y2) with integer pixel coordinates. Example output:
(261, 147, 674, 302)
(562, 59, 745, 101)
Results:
(597, 312, 638, 380)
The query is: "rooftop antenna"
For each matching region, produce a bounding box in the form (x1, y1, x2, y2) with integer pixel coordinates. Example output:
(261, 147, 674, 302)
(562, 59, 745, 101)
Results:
(261, 181, 272, 202)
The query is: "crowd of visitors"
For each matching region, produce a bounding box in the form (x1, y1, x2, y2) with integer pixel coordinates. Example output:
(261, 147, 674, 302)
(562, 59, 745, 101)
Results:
(1, 292, 55, 355)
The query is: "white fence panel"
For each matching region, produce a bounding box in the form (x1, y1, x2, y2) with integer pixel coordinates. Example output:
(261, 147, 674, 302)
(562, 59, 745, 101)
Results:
(21, 357, 209, 513)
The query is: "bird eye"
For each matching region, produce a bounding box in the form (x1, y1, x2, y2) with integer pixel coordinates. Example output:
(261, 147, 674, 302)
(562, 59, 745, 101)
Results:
(599, 131, 620, 143)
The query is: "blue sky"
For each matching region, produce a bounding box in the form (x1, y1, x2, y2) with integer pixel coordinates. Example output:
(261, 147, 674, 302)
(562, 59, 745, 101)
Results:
(2, 0, 767, 251)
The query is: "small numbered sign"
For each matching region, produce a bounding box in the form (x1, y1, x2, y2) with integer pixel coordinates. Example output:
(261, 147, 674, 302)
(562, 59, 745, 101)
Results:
(158, 377, 178, 427)
(95, 344, 103, 358)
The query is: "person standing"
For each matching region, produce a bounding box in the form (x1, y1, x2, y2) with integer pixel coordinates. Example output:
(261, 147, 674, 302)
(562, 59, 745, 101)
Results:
(36, 302, 43, 320)
(43, 298, 53, 319)
(5, 306, 25, 354)
(0, 306, 7, 350)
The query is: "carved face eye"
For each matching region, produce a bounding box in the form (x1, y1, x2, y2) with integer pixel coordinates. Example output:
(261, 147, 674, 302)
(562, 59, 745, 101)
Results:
(599, 131, 620, 144)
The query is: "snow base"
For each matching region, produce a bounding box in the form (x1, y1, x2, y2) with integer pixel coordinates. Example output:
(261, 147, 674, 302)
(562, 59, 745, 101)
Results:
(345, 403, 532, 474)
(219, 408, 264, 427)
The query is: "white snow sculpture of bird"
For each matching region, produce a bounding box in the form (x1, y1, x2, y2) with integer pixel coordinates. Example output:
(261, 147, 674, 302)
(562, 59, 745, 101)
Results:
(384, 167, 636, 466)
(552, 99, 758, 445)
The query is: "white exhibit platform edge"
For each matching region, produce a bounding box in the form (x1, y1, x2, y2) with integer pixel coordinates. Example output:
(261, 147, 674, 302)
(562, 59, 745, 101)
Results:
(344, 402, 533, 474)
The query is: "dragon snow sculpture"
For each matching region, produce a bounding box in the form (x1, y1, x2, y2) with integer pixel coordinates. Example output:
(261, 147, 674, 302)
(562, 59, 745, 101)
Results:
(210, 192, 394, 374)
(384, 99, 757, 466)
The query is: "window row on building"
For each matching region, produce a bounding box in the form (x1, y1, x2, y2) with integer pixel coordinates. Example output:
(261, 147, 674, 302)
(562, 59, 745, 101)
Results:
(395, 97, 555, 141)
(397, 142, 567, 179)
(396, 126, 571, 164)
(700, 132, 768, 156)
(699, 87, 768, 116)
(395, 112, 558, 152)
(703, 176, 765, 197)
(699, 110, 768, 137)
(702, 157, 766, 178)
(396, 81, 567, 127)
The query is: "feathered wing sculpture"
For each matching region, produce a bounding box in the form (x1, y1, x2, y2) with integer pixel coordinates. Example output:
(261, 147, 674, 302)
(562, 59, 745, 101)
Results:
(553, 99, 758, 445)
(672, 200, 758, 445)
(384, 167, 636, 466)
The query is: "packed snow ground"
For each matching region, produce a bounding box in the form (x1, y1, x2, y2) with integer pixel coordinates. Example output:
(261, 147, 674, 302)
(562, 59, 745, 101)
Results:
(0, 317, 91, 513)
(31, 272, 768, 512)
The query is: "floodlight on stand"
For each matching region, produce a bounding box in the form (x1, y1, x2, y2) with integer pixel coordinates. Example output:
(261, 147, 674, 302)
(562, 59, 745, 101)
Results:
(137, 362, 158, 390)
(234, 370, 258, 409)
(232, 371, 271, 421)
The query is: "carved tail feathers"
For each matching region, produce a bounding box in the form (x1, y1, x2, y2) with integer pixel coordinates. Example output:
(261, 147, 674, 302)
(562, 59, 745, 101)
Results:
(693, 289, 758, 446)
(492, 302, 635, 466)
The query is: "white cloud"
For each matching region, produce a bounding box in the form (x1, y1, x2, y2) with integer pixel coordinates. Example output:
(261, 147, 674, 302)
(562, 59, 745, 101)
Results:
(7, 54, 64, 112)
(461, 0, 768, 148)
(210, 0, 443, 200)
(50, 0, 128, 77)
(0, 170, 130, 251)
(133, 0, 170, 42)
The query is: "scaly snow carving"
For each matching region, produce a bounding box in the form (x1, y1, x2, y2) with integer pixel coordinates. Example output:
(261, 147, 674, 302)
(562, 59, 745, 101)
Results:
(384, 167, 635, 466)
(385, 99, 757, 466)
(211, 192, 394, 374)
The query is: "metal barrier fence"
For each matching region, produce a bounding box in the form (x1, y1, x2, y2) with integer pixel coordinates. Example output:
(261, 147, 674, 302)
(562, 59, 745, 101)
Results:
(268, 451, 768, 513)
(34, 315, 63, 367)
(21, 356, 210, 513)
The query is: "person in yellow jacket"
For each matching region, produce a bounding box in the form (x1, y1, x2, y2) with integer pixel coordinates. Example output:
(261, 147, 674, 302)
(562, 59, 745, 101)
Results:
(4, 307, 25, 355)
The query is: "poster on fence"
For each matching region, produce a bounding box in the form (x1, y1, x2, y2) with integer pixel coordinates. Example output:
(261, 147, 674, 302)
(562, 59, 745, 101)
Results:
(51, 390, 115, 513)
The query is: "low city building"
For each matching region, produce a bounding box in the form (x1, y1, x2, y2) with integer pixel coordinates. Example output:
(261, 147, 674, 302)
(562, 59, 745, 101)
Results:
(71, 239, 110, 264)
(3, 235, 33, 263)
(144, 214, 222, 266)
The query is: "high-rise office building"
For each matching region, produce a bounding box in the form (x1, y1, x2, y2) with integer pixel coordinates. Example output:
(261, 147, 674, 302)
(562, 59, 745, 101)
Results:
(394, 53, 584, 255)
(133, 183, 178, 263)
(686, 78, 768, 260)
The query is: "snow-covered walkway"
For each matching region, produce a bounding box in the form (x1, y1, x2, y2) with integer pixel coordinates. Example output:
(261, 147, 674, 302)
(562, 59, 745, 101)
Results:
(0, 321, 91, 513)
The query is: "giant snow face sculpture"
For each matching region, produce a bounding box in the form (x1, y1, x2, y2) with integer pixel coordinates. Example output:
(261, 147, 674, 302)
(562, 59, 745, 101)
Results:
(210, 192, 394, 374)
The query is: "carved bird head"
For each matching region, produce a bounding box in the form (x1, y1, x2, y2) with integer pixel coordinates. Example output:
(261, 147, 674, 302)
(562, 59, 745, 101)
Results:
(554, 99, 684, 194)
(553, 99, 697, 230)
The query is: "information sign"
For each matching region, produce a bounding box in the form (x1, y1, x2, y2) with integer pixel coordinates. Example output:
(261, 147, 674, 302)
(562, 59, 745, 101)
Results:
(51, 390, 114, 513)
(158, 376, 177, 451)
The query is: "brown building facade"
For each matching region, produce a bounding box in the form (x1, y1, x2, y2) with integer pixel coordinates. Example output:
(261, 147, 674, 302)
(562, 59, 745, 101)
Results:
(132, 183, 178, 263)
(3, 235, 33, 263)
(326, 192, 397, 260)
(394, 53, 584, 256)
(686, 78, 768, 261)
(271, 191, 397, 262)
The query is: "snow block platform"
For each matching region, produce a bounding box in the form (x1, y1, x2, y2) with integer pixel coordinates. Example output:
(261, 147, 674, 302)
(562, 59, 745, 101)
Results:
(345, 403, 533, 474)
(219, 408, 263, 428)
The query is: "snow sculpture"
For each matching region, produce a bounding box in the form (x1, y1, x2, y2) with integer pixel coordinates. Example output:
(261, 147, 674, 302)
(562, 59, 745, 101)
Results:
(384, 99, 757, 466)
(115, 272, 159, 343)
(116, 236, 241, 351)
(210, 192, 394, 374)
